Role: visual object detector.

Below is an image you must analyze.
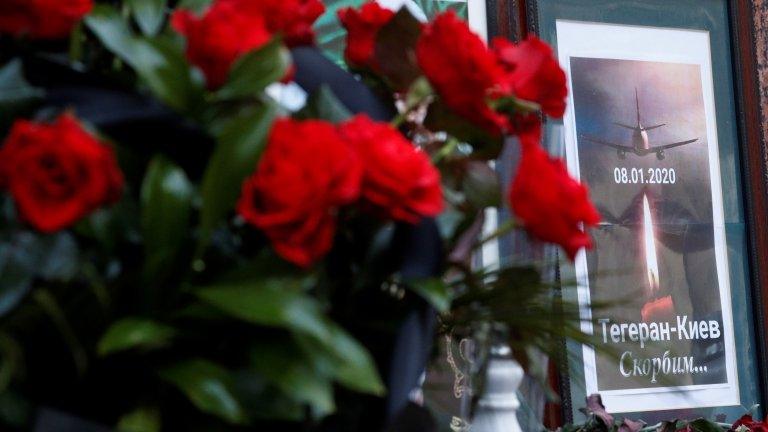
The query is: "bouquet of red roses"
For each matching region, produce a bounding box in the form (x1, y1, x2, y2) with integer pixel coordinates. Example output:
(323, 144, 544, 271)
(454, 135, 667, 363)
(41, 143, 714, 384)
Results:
(0, 0, 598, 430)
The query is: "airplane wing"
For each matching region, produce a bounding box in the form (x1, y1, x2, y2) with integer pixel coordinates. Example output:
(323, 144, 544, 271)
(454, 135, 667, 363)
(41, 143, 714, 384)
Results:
(643, 123, 666, 131)
(579, 134, 634, 151)
(655, 138, 697, 150)
(612, 122, 636, 130)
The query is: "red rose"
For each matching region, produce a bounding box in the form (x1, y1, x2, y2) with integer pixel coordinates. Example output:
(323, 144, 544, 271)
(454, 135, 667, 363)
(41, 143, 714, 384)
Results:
(0, 115, 123, 233)
(493, 36, 567, 119)
(0, 0, 92, 39)
(508, 125, 600, 259)
(733, 415, 768, 432)
(228, 0, 325, 47)
(237, 119, 362, 267)
(171, 1, 272, 89)
(416, 11, 508, 135)
(338, 2, 395, 70)
(339, 115, 443, 222)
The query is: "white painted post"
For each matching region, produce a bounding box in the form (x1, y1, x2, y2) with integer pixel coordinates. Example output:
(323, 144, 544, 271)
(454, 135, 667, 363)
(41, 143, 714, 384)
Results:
(471, 344, 524, 432)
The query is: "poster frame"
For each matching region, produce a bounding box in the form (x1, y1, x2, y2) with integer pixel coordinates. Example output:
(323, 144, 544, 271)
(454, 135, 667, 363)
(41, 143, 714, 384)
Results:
(486, 0, 768, 424)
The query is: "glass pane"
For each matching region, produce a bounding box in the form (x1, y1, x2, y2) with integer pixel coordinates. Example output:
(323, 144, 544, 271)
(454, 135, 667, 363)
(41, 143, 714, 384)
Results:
(531, 0, 761, 424)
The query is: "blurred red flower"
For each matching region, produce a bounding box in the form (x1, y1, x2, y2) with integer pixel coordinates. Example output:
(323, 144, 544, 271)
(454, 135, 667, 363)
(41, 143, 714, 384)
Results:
(340, 115, 443, 222)
(338, 2, 395, 70)
(509, 125, 600, 259)
(0, 114, 123, 233)
(230, 0, 325, 47)
(172, 1, 272, 89)
(416, 11, 509, 135)
(237, 119, 363, 267)
(493, 36, 568, 119)
(733, 415, 768, 432)
(0, 0, 92, 39)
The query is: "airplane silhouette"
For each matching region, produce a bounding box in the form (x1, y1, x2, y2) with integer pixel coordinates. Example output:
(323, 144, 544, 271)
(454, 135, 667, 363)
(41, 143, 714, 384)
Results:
(579, 89, 698, 160)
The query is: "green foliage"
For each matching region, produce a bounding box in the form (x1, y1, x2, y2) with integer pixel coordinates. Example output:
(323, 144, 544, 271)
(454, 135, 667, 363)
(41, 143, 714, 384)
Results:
(687, 419, 729, 432)
(0, 60, 44, 134)
(159, 359, 246, 424)
(296, 85, 352, 123)
(0, 1, 594, 430)
(0, 246, 35, 319)
(85, 5, 203, 112)
(409, 278, 451, 313)
(424, 99, 504, 159)
(294, 323, 385, 396)
(117, 406, 161, 432)
(249, 342, 336, 418)
(140, 156, 194, 282)
(0, 333, 22, 393)
(127, 0, 168, 36)
(0, 232, 79, 318)
(176, 0, 212, 13)
(215, 39, 292, 101)
(98, 318, 176, 356)
(195, 278, 384, 396)
(198, 101, 277, 252)
(195, 278, 324, 336)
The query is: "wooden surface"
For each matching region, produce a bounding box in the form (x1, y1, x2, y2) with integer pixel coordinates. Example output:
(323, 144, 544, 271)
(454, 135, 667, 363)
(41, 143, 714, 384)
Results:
(733, 0, 768, 416)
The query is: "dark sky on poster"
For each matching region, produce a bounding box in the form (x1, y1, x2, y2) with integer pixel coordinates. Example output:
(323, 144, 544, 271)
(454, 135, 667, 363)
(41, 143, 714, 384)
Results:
(570, 57, 727, 390)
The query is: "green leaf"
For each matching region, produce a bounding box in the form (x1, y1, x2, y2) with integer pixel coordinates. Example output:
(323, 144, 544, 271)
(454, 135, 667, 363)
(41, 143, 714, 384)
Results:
(0, 231, 80, 317)
(196, 280, 385, 396)
(229, 370, 305, 421)
(159, 359, 245, 424)
(250, 343, 335, 418)
(198, 102, 277, 252)
(216, 39, 291, 100)
(128, 0, 167, 36)
(436, 208, 464, 240)
(0, 59, 44, 133)
(424, 99, 503, 159)
(38, 233, 79, 282)
(195, 279, 326, 340)
(0, 391, 30, 428)
(295, 85, 351, 123)
(85, 5, 202, 112)
(492, 95, 541, 116)
(462, 161, 501, 209)
(33, 290, 88, 374)
(84, 5, 136, 63)
(131, 37, 203, 112)
(404, 76, 433, 108)
(0, 245, 33, 317)
(177, 0, 211, 13)
(0, 333, 22, 393)
(688, 419, 727, 432)
(98, 318, 176, 356)
(373, 7, 423, 90)
(296, 321, 385, 396)
(141, 156, 194, 278)
(408, 278, 451, 313)
(116, 406, 161, 432)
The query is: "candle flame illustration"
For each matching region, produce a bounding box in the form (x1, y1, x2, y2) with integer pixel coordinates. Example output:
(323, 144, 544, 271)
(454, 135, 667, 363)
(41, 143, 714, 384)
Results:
(643, 194, 660, 294)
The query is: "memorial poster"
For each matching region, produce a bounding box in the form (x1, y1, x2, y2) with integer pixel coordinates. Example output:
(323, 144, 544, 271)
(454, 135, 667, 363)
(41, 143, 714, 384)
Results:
(556, 20, 739, 412)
